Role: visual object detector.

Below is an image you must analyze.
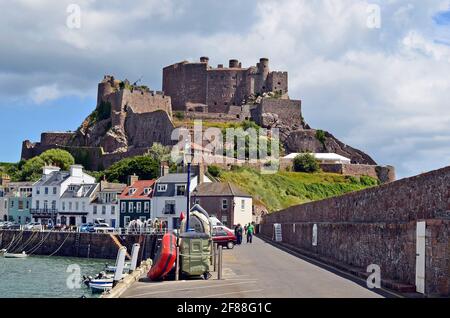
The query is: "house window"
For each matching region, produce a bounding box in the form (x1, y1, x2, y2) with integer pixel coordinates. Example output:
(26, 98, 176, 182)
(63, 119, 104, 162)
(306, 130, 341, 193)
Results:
(18, 200, 23, 210)
(144, 202, 150, 213)
(45, 187, 48, 195)
(241, 199, 245, 210)
(10, 200, 14, 208)
(52, 200, 56, 210)
(26, 201, 29, 209)
(36, 188, 40, 195)
(111, 206, 116, 215)
(53, 187, 57, 195)
(82, 202, 86, 211)
(128, 188, 136, 195)
(164, 200, 176, 215)
(93, 206, 97, 215)
(221, 215, 228, 225)
(222, 199, 228, 210)
(137, 202, 142, 213)
(102, 206, 106, 215)
(121, 202, 126, 213)
(68, 202, 72, 210)
(157, 184, 167, 192)
(128, 202, 133, 213)
(36, 200, 40, 209)
(44, 200, 48, 211)
(176, 185, 186, 196)
(144, 188, 151, 195)
(75, 202, 79, 211)
(139, 216, 146, 223)
(124, 216, 131, 227)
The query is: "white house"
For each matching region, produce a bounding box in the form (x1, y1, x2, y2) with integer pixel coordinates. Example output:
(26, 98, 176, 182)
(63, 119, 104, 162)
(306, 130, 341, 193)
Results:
(152, 170, 212, 230)
(31, 165, 95, 225)
(60, 183, 99, 227)
(90, 181, 126, 228)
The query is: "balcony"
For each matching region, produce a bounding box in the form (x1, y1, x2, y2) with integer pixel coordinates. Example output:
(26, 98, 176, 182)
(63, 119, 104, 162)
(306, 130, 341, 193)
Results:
(30, 209, 58, 218)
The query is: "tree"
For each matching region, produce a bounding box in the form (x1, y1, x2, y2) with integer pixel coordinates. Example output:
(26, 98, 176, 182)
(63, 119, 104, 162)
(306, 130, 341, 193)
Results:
(39, 149, 75, 170)
(147, 143, 171, 163)
(20, 156, 46, 181)
(104, 155, 159, 183)
(293, 153, 320, 173)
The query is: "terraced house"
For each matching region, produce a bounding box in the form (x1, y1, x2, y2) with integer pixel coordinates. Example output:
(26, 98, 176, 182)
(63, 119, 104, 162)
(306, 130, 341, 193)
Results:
(90, 181, 126, 228)
(118, 175, 155, 227)
(6, 182, 33, 224)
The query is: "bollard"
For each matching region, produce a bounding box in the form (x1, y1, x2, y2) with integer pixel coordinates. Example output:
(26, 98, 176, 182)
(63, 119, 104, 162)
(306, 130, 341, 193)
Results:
(113, 246, 127, 287)
(129, 243, 140, 272)
(218, 245, 223, 280)
(175, 246, 180, 281)
(213, 243, 217, 272)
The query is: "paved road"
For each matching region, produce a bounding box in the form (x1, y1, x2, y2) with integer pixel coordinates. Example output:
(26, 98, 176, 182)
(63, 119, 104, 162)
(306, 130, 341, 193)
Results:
(121, 236, 382, 298)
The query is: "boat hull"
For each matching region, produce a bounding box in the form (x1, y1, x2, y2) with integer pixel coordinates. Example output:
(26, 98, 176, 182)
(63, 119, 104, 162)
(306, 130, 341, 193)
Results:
(147, 233, 177, 281)
(4, 253, 28, 258)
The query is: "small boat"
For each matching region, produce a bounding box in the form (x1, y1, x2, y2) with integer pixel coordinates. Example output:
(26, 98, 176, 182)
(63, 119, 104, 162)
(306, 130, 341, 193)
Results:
(4, 251, 28, 258)
(147, 232, 177, 281)
(83, 272, 114, 293)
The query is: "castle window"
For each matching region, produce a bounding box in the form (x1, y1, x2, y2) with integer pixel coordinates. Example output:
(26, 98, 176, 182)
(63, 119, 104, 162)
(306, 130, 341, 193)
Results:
(214, 102, 217, 106)
(224, 102, 228, 106)
(278, 82, 281, 85)
(221, 75, 224, 80)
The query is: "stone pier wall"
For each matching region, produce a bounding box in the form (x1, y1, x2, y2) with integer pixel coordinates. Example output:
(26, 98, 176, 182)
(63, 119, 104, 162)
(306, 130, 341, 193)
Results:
(261, 166, 450, 296)
(0, 230, 160, 261)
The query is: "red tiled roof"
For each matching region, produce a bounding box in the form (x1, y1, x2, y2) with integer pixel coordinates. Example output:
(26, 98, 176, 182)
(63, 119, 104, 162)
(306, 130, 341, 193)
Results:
(119, 180, 156, 199)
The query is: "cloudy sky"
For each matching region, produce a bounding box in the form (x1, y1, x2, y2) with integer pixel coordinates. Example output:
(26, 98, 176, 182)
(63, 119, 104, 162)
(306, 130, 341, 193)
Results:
(1, 0, 450, 179)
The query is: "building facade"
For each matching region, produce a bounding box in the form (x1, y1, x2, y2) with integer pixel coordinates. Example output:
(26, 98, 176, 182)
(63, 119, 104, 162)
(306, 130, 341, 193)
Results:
(31, 165, 96, 225)
(6, 182, 33, 224)
(193, 182, 253, 227)
(118, 178, 155, 228)
(60, 183, 99, 227)
(90, 181, 126, 228)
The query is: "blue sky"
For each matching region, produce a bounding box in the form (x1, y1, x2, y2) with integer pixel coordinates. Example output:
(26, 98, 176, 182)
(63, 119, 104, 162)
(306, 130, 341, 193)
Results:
(1, 0, 450, 179)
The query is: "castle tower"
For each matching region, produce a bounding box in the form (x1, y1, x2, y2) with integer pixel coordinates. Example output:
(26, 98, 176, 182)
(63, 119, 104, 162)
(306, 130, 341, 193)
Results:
(258, 58, 270, 87)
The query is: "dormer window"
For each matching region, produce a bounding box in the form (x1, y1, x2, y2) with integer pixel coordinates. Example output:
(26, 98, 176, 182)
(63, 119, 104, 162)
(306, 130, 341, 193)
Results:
(69, 186, 76, 191)
(128, 188, 137, 195)
(157, 184, 167, 192)
(144, 188, 151, 195)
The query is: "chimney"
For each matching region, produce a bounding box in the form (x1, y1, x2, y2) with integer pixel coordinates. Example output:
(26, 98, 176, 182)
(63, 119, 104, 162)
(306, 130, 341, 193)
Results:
(200, 56, 209, 64)
(229, 59, 239, 68)
(127, 174, 139, 186)
(160, 162, 170, 177)
(0, 174, 11, 187)
(43, 166, 61, 176)
(69, 165, 83, 177)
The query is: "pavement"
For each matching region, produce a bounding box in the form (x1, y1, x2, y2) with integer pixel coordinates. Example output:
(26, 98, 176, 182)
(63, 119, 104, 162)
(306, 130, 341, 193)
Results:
(120, 236, 383, 298)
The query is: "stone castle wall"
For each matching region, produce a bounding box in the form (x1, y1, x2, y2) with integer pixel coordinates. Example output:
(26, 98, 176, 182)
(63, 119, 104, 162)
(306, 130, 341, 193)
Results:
(163, 57, 288, 113)
(40, 132, 75, 147)
(260, 166, 450, 296)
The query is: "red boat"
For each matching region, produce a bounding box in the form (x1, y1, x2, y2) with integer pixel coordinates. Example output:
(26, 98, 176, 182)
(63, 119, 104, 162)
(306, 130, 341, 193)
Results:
(147, 233, 177, 281)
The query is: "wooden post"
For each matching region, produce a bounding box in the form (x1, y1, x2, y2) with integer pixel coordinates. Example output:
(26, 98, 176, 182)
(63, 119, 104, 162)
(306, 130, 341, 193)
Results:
(213, 243, 217, 272)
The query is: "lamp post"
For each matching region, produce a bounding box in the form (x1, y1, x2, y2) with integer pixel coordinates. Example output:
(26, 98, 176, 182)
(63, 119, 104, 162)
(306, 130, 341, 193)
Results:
(184, 139, 193, 232)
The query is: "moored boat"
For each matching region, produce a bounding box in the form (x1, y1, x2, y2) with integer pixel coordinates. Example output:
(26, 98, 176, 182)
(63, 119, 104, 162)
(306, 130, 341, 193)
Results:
(147, 232, 177, 281)
(4, 251, 28, 258)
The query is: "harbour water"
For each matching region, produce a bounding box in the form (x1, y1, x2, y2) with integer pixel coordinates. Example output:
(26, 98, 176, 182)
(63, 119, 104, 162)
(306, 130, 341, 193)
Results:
(0, 255, 110, 298)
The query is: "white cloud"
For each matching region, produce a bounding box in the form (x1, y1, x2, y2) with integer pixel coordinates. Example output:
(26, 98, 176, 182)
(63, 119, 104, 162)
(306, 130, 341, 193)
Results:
(30, 84, 61, 104)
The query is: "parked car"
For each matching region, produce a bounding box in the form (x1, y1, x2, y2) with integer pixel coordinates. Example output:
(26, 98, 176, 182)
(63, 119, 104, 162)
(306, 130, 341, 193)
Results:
(212, 226, 237, 249)
(80, 223, 95, 233)
(24, 222, 43, 231)
(93, 223, 115, 233)
(2, 222, 21, 230)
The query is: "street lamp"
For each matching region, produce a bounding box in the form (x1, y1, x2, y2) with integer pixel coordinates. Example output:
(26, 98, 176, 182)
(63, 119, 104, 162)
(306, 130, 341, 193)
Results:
(184, 139, 193, 232)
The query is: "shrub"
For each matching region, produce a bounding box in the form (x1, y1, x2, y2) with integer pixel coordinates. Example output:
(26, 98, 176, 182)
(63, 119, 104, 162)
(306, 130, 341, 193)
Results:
(293, 153, 320, 173)
(315, 130, 326, 145)
(207, 165, 221, 178)
(174, 111, 185, 120)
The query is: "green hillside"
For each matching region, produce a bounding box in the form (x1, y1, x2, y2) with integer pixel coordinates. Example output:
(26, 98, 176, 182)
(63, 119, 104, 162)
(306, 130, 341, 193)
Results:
(216, 167, 379, 212)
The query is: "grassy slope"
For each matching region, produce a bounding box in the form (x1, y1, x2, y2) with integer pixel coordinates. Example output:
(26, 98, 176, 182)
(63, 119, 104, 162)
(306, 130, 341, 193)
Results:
(218, 167, 378, 212)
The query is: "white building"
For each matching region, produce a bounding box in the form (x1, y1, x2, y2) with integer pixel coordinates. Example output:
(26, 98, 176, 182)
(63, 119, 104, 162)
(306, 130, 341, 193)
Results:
(90, 181, 126, 228)
(283, 153, 352, 164)
(60, 183, 99, 227)
(0, 195, 8, 222)
(31, 165, 95, 226)
(152, 171, 211, 230)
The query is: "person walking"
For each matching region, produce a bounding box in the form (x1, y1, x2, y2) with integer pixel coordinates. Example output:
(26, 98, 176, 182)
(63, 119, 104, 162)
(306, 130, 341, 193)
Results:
(235, 224, 243, 245)
(246, 223, 254, 244)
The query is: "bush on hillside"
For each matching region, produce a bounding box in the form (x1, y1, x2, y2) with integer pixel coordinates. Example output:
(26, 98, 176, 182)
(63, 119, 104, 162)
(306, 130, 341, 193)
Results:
(293, 153, 320, 173)
(207, 165, 221, 178)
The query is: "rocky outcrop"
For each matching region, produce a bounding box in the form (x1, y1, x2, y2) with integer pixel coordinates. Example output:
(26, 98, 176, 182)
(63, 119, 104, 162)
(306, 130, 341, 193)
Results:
(284, 129, 376, 165)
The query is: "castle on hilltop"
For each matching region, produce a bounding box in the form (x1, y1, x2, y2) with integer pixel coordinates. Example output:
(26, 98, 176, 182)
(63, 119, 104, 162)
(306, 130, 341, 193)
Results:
(163, 57, 288, 113)
(21, 56, 387, 179)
